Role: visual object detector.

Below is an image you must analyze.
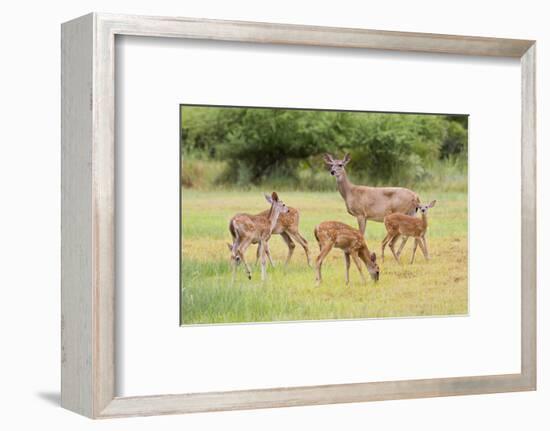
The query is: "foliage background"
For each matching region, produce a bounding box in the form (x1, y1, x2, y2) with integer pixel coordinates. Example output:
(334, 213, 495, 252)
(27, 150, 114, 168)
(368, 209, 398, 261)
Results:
(180, 106, 468, 191)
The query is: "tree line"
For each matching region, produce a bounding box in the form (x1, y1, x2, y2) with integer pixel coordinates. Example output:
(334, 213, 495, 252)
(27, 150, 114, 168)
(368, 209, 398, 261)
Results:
(181, 106, 467, 187)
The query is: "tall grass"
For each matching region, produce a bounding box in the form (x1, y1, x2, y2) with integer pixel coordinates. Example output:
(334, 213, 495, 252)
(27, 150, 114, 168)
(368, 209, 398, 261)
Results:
(181, 157, 226, 190)
(181, 156, 467, 193)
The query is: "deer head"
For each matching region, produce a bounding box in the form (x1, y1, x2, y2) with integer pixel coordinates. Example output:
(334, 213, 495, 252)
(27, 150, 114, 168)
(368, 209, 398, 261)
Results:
(417, 200, 437, 215)
(323, 153, 351, 180)
(227, 243, 241, 265)
(264, 191, 289, 218)
(365, 251, 380, 282)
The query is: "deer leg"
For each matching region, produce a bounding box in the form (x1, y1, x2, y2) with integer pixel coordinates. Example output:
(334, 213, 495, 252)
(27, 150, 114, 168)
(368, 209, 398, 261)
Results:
(297, 232, 311, 267)
(259, 241, 267, 281)
(288, 230, 310, 267)
(357, 216, 367, 237)
(264, 241, 275, 267)
(255, 241, 273, 267)
(241, 255, 253, 280)
(315, 243, 333, 285)
(419, 235, 429, 260)
(280, 232, 296, 266)
(237, 237, 253, 280)
(396, 236, 409, 258)
(410, 239, 419, 264)
(230, 237, 241, 283)
(231, 257, 237, 284)
(389, 235, 401, 263)
(255, 244, 261, 265)
(344, 252, 351, 285)
(381, 233, 392, 262)
(350, 251, 366, 284)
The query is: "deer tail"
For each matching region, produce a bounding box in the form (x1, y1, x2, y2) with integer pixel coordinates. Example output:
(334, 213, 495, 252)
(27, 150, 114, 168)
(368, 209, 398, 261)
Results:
(229, 219, 236, 239)
(314, 225, 324, 251)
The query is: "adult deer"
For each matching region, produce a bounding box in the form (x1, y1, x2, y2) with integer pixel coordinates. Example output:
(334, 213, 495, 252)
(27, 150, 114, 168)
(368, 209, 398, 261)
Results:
(323, 153, 420, 254)
(314, 221, 380, 285)
(228, 192, 289, 281)
(254, 206, 310, 267)
(382, 200, 436, 264)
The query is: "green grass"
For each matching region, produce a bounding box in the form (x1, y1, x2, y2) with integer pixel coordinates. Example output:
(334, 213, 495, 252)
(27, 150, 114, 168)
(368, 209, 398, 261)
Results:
(181, 190, 468, 324)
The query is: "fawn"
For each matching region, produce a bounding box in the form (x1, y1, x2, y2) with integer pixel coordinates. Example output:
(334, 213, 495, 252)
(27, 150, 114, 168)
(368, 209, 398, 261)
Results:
(228, 192, 289, 281)
(381, 200, 437, 264)
(254, 206, 310, 267)
(313, 221, 380, 286)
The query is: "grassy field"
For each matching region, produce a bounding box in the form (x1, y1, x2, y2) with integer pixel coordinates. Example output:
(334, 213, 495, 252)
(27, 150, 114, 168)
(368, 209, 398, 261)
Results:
(181, 190, 468, 324)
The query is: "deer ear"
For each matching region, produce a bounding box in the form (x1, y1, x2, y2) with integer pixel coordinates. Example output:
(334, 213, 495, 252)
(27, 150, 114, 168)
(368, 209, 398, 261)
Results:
(429, 200, 437, 208)
(371, 252, 377, 263)
(264, 193, 273, 204)
(271, 191, 279, 201)
(343, 153, 351, 165)
(323, 153, 334, 164)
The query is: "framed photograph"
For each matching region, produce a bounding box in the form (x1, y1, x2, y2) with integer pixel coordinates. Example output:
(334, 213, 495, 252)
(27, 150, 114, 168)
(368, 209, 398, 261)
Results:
(61, 13, 536, 418)
(179, 105, 469, 325)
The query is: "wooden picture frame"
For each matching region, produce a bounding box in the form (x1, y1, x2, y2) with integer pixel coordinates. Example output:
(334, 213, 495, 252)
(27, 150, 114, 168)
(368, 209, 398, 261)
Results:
(61, 12, 536, 419)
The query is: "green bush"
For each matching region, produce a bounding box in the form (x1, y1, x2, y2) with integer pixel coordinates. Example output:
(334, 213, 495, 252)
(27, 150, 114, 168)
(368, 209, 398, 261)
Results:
(181, 106, 245, 158)
(343, 114, 446, 184)
(440, 119, 468, 159)
(215, 109, 348, 183)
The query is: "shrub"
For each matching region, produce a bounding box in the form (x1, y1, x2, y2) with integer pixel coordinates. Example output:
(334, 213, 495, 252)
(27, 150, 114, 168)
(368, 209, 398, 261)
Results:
(343, 114, 446, 184)
(216, 109, 345, 183)
(440, 119, 468, 159)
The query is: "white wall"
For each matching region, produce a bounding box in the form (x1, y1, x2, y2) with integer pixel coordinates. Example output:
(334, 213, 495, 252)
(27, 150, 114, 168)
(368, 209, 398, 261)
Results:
(0, 0, 547, 429)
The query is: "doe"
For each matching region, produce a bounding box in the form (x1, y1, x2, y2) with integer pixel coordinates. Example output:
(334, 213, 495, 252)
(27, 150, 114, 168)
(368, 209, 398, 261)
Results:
(381, 200, 436, 264)
(314, 221, 380, 286)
